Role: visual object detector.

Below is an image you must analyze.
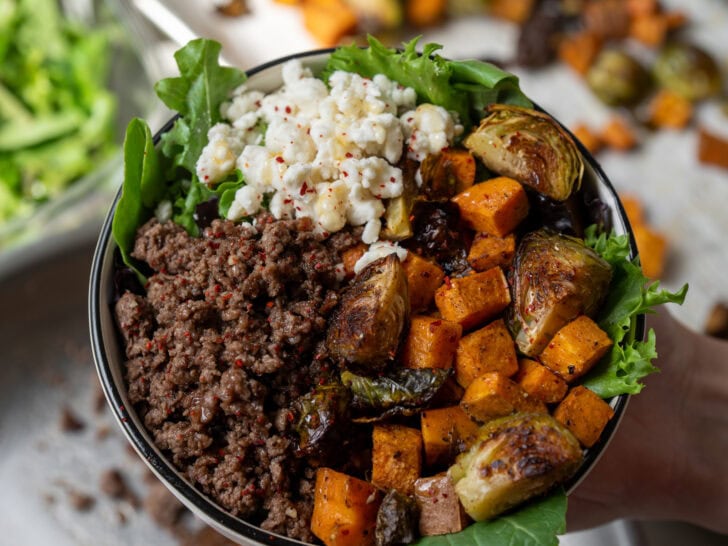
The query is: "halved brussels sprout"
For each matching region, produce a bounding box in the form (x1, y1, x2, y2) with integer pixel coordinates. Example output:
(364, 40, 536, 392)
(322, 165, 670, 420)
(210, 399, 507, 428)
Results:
(381, 158, 418, 241)
(293, 384, 351, 457)
(507, 229, 612, 356)
(326, 254, 409, 366)
(463, 104, 583, 202)
(449, 412, 582, 521)
(586, 49, 651, 106)
(654, 42, 722, 101)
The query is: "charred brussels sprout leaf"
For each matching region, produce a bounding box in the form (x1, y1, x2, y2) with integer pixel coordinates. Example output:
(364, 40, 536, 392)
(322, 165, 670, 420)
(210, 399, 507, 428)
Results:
(449, 413, 582, 522)
(654, 42, 722, 101)
(293, 385, 351, 457)
(326, 254, 409, 367)
(508, 229, 612, 356)
(382, 159, 419, 241)
(341, 368, 451, 421)
(376, 489, 419, 546)
(586, 49, 651, 107)
(463, 105, 583, 202)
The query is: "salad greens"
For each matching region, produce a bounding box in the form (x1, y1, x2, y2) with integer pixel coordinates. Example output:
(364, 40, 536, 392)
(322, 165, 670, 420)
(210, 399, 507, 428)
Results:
(322, 36, 532, 132)
(583, 226, 688, 397)
(415, 489, 567, 546)
(0, 0, 117, 225)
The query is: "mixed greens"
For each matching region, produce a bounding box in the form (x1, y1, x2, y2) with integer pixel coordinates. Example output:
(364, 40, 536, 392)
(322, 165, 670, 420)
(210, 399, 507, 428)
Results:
(0, 0, 117, 226)
(113, 36, 687, 545)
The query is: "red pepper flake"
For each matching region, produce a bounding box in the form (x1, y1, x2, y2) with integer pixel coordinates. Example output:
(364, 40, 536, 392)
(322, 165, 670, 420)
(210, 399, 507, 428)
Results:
(299, 182, 308, 196)
(408, 214, 415, 221)
(235, 359, 244, 368)
(390, 176, 396, 182)
(275, 156, 284, 163)
(318, 377, 326, 385)
(184, 331, 191, 338)
(266, 301, 274, 308)
(345, 152, 353, 158)
(342, 530, 350, 536)
(222, 292, 233, 301)
(285, 105, 292, 114)
(286, 411, 295, 423)
(444, 276, 452, 289)
(145, 341, 152, 351)
(428, 320, 442, 333)
(214, 284, 221, 293)
(342, 171, 348, 177)
(256, 415, 267, 425)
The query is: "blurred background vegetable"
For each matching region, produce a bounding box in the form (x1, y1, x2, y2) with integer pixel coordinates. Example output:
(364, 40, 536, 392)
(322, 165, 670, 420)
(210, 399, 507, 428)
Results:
(0, 0, 118, 226)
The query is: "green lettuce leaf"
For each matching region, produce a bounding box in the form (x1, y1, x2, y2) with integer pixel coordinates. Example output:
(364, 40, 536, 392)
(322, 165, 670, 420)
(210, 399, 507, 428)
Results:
(582, 225, 688, 397)
(112, 118, 163, 282)
(414, 489, 566, 546)
(154, 39, 247, 173)
(321, 36, 531, 131)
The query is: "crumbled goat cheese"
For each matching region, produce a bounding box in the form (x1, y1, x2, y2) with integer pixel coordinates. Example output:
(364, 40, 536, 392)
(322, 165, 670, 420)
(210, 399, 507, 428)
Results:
(211, 59, 460, 243)
(354, 240, 408, 275)
(401, 104, 464, 162)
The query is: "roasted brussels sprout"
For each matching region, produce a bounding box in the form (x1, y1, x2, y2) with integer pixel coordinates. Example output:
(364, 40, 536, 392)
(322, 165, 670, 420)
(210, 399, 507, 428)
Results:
(507, 229, 612, 356)
(293, 385, 351, 457)
(654, 42, 722, 101)
(341, 368, 451, 421)
(418, 149, 475, 201)
(382, 158, 418, 241)
(326, 254, 409, 366)
(586, 49, 651, 107)
(375, 489, 419, 546)
(449, 412, 582, 521)
(463, 105, 583, 202)
(402, 201, 470, 275)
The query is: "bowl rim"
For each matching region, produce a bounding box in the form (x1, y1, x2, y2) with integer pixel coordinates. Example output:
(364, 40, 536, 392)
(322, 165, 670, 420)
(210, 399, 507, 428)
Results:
(89, 47, 642, 545)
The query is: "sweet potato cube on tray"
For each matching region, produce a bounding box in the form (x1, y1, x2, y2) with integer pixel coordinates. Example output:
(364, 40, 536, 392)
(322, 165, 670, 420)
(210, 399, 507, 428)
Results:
(403, 252, 446, 312)
(302, 0, 358, 47)
(414, 473, 470, 536)
(421, 406, 479, 467)
(455, 318, 518, 388)
(460, 372, 546, 423)
(514, 358, 568, 404)
(633, 223, 667, 279)
(539, 315, 613, 382)
(372, 425, 423, 496)
(434, 267, 511, 330)
(402, 316, 462, 369)
(452, 176, 529, 237)
(467, 232, 516, 272)
(311, 468, 381, 546)
(554, 386, 615, 447)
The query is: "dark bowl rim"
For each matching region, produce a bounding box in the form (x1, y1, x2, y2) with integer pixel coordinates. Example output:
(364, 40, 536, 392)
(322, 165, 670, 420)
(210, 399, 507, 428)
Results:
(89, 47, 641, 546)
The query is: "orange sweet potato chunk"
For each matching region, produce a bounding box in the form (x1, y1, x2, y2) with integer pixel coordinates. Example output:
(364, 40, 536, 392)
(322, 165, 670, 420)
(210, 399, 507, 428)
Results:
(372, 425, 423, 495)
(648, 89, 693, 129)
(571, 123, 603, 155)
(460, 372, 546, 423)
(514, 358, 568, 404)
(401, 316, 462, 370)
(554, 386, 615, 447)
(434, 267, 511, 330)
(403, 252, 446, 312)
(558, 31, 603, 75)
(420, 406, 479, 467)
(467, 233, 516, 272)
(452, 177, 529, 237)
(633, 223, 667, 279)
(601, 116, 638, 151)
(341, 243, 368, 277)
(311, 468, 381, 546)
(539, 315, 613, 382)
(454, 318, 518, 388)
(302, 0, 358, 47)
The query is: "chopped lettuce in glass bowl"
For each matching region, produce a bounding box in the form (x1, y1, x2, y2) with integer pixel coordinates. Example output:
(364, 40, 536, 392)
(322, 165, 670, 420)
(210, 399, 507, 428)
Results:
(0, 0, 158, 265)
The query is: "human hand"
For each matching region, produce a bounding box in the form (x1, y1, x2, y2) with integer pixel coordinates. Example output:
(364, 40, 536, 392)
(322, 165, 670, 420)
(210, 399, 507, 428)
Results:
(567, 307, 728, 534)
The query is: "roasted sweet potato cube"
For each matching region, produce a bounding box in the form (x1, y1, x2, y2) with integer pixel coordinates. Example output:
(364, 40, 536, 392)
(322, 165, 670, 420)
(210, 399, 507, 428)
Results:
(648, 89, 693, 129)
(402, 316, 462, 369)
(601, 116, 638, 151)
(311, 468, 381, 546)
(452, 177, 529, 237)
(454, 318, 518, 388)
(372, 425, 423, 496)
(558, 31, 602, 75)
(539, 316, 613, 382)
(698, 128, 728, 170)
(341, 243, 367, 277)
(489, 0, 536, 23)
(630, 12, 669, 47)
(554, 386, 615, 447)
(434, 267, 511, 330)
(420, 406, 479, 467)
(403, 253, 446, 312)
(467, 233, 516, 272)
(571, 123, 602, 155)
(460, 372, 546, 423)
(302, 0, 358, 47)
(633, 223, 667, 279)
(514, 358, 568, 404)
(619, 193, 644, 226)
(414, 473, 470, 536)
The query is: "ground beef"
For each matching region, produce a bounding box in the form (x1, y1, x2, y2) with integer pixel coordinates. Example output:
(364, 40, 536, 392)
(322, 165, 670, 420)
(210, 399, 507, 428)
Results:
(115, 214, 358, 542)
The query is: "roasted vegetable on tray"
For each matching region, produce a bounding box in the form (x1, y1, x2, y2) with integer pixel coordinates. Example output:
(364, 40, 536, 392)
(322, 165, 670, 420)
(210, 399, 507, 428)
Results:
(111, 36, 688, 546)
